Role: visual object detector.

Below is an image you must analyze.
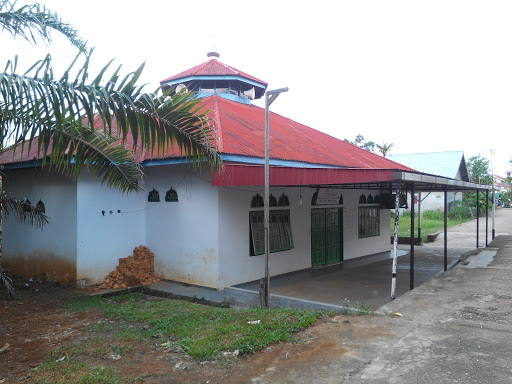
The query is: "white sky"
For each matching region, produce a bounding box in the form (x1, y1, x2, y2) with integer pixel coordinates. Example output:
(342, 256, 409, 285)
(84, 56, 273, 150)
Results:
(3, 0, 512, 176)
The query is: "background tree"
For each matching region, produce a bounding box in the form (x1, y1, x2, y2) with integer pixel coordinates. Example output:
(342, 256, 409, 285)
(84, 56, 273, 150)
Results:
(466, 155, 493, 184)
(376, 142, 394, 157)
(0, 0, 221, 297)
(462, 155, 493, 214)
(344, 134, 376, 152)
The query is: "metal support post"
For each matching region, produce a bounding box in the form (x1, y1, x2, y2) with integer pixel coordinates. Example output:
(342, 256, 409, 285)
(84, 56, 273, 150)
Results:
(486, 190, 489, 247)
(444, 186, 448, 271)
(492, 190, 496, 240)
(390, 179, 401, 300)
(410, 183, 415, 290)
(262, 87, 288, 309)
(418, 192, 422, 241)
(476, 190, 480, 248)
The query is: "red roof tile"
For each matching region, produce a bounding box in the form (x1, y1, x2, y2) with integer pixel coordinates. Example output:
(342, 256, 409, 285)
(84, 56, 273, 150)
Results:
(160, 59, 268, 86)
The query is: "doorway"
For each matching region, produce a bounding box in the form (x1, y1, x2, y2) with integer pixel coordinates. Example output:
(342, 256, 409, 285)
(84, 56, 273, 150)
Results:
(311, 208, 343, 267)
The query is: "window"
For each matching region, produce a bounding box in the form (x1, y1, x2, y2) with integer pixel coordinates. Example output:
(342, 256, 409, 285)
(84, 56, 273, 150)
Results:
(250, 210, 293, 256)
(278, 193, 289, 207)
(358, 206, 380, 238)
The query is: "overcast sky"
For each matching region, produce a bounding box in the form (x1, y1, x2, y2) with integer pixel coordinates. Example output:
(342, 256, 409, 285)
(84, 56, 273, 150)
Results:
(3, 0, 512, 176)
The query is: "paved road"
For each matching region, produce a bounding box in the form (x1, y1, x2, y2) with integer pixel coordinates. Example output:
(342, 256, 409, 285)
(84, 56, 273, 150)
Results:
(425, 207, 512, 248)
(350, 235, 512, 383)
(247, 210, 512, 383)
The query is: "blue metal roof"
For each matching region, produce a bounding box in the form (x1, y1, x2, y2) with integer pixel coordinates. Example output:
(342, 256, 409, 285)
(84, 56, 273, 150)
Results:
(387, 151, 469, 181)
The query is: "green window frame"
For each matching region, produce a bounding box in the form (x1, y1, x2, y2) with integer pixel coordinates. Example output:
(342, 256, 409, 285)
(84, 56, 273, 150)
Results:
(358, 206, 380, 238)
(250, 210, 294, 256)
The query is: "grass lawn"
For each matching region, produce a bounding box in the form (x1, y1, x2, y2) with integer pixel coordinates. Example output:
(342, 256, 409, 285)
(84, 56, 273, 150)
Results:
(68, 292, 324, 360)
(392, 212, 471, 241)
(11, 290, 330, 384)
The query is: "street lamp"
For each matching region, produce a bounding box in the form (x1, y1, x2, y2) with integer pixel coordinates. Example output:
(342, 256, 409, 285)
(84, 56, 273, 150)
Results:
(262, 87, 288, 309)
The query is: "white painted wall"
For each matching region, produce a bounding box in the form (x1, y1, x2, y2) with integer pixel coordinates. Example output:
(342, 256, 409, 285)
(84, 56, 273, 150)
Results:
(2, 168, 78, 285)
(342, 190, 392, 259)
(402, 191, 462, 213)
(218, 186, 312, 289)
(144, 164, 220, 288)
(76, 170, 146, 285)
(2, 165, 393, 290)
(218, 186, 392, 288)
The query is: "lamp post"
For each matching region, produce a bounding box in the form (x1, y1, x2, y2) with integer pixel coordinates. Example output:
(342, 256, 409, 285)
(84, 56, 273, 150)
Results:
(262, 87, 288, 309)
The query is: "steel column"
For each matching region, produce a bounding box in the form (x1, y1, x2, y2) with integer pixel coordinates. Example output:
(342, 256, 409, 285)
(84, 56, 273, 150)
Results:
(476, 190, 480, 248)
(390, 179, 401, 300)
(492, 190, 496, 239)
(486, 190, 489, 247)
(444, 185, 448, 271)
(410, 183, 415, 290)
(418, 192, 422, 241)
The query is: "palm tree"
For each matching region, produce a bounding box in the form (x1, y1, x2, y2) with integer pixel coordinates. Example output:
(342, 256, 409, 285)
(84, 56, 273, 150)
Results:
(376, 142, 394, 157)
(1, 2, 221, 190)
(0, 0, 221, 297)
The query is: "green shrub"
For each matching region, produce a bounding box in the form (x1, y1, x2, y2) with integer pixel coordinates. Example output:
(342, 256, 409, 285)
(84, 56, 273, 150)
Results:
(447, 201, 475, 220)
(422, 210, 444, 220)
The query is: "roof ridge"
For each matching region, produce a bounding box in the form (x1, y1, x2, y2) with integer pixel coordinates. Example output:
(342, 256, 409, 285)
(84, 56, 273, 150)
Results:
(211, 95, 224, 153)
(218, 61, 239, 75)
(390, 150, 464, 156)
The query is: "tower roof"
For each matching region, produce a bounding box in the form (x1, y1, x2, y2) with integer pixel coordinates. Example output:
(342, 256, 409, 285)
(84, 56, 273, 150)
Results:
(160, 58, 268, 88)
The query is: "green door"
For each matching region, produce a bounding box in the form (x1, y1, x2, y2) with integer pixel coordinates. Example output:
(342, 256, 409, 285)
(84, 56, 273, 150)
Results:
(311, 208, 343, 267)
(311, 209, 326, 267)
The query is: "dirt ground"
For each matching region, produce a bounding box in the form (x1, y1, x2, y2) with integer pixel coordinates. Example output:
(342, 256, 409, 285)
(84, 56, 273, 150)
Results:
(0, 278, 391, 384)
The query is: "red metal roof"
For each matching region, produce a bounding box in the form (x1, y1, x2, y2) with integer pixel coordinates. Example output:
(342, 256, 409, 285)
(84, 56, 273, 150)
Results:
(202, 95, 414, 170)
(160, 59, 268, 86)
(0, 94, 415, 174)
(212, 165, 398, 186)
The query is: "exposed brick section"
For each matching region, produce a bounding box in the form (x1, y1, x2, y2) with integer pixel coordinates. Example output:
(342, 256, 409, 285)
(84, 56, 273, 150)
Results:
(98, 246, 160, 289)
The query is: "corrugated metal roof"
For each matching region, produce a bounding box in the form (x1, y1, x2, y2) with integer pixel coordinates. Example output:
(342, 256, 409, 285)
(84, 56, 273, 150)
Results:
(212, 165, 397, 186)
(160, 59, 268, 86)
(203, 95, 414, 170)
(0, 95, 415, 172)
(387, 151, 468, 181)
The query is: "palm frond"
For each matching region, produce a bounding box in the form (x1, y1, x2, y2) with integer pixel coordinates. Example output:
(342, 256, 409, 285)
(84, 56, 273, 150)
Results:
(39, 126, 143, 193)
(0, 267, 15, 299)
(1, 52, 222, 181)
(0, 0, 85, 50)
(0, 194, 48, 228)
(1, 53, 222, 192)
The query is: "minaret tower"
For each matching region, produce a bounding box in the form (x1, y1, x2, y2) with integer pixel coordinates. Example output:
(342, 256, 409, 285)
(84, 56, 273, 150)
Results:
(160, 52, 268, 105)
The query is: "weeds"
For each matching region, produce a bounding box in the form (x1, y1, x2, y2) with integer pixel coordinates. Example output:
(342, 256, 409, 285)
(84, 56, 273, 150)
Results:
(341, 298, 375, 315)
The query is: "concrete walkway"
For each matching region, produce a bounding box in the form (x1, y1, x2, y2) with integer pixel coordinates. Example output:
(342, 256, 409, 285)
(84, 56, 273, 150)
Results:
(234, 249, 459, 310)
(425, 206, 511, 248)
(246, 235, 512, 383)
(239, 212, 512, 383)
(347, 234, 512, 383)
(149, 209, 512, 311)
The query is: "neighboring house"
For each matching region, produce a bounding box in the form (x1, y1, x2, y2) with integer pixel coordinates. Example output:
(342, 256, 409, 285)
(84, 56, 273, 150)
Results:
(493, 175, 511, 192)
(0, 53, 479, 289)
(387, 151, 469, 212)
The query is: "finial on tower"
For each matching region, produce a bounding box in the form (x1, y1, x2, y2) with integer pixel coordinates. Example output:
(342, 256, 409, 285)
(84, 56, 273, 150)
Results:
(207, 34, 220, 59)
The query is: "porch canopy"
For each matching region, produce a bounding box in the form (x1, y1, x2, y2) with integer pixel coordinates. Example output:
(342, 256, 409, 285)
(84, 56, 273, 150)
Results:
(213, 164, 494, 296)
(212, 164, 491, 193)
